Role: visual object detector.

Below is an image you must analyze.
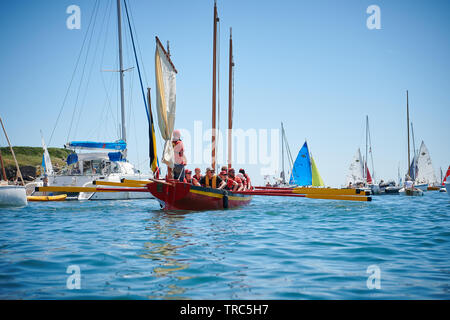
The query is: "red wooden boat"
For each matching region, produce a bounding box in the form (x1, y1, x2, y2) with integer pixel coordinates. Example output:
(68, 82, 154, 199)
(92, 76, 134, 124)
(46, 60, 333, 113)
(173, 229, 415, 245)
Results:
(147, 180, 252, 211)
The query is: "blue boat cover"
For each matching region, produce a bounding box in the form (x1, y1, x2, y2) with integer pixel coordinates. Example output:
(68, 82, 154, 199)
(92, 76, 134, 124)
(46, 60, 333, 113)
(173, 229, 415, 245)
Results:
(289, 141, 312, 186)
(66, 153, 78, 165)
(108, 152, 124, 162)
(66, 140, 126, 151)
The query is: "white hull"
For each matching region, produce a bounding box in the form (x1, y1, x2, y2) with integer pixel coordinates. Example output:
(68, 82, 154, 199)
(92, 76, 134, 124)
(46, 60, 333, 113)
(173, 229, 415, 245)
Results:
(0, 185, 27, 207)
(414, 183, 428, 192)
(32, 171, 154, 201)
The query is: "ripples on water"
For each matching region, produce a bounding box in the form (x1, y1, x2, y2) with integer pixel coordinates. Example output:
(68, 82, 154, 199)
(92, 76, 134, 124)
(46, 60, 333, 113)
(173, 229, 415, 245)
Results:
(0, 192, 449, 299)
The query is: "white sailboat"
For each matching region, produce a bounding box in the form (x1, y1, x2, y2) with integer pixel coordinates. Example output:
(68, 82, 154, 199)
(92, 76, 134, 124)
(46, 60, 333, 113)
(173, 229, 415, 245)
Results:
(31, 0, 154, 201)
(414, 141, 437, 191)
(346, 148, 365, 188)
(0, 117, 27, 207)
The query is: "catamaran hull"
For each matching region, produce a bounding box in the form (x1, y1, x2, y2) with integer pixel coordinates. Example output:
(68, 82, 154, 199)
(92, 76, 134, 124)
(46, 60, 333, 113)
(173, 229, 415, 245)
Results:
(0, 185, 27, 207)
(147, 181, 253, 211)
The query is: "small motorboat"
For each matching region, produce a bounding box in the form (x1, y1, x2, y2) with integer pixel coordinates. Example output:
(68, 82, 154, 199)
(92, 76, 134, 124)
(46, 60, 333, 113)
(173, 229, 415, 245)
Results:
(401, 187, 424, 196)
(27, 194, 67, 202)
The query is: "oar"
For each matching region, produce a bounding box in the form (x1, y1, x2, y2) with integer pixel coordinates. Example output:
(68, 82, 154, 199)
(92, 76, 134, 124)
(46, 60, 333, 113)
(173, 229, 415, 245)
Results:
(234, 190, 372, 202)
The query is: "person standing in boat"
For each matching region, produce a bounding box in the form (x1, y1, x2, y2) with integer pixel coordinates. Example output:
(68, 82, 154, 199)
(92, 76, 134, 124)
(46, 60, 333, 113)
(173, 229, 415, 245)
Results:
(200, 168, 226, 189)
(172, 129, 186, 181)
(405, 175, 414, 189)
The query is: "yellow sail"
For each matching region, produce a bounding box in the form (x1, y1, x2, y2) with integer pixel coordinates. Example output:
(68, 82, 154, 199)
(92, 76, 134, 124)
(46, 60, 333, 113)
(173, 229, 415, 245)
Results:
(311, 155, 324, 186)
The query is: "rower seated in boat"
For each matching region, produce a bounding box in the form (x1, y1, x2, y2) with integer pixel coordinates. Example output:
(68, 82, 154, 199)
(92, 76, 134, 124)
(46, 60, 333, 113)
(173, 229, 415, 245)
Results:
(184, 169, 201, 186)
(199, 167, 226, 189)
(239, 169, 253, 190)
(227, 168, 244, 191)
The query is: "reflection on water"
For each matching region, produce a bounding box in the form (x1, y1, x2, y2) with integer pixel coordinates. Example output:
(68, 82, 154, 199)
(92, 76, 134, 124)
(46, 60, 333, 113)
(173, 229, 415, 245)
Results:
(141, 211, 192, 299)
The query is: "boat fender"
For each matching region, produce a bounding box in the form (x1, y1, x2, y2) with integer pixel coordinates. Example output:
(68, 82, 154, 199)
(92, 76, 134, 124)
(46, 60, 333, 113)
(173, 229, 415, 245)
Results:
(222, 190, 229, 209)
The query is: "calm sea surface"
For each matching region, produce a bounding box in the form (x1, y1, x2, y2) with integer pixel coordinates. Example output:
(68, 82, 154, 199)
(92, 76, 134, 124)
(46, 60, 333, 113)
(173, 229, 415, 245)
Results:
(0, 192, 449, 299)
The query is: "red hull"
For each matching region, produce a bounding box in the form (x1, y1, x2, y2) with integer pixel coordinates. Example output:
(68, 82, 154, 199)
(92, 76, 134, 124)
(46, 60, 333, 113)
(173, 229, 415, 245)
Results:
(147, 181, 253, 211)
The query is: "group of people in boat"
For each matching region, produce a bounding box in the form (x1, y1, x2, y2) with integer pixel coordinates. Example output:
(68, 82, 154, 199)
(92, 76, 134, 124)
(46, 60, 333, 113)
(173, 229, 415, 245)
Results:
(170, 129, 252, 191)
(178, 167, 252, 192)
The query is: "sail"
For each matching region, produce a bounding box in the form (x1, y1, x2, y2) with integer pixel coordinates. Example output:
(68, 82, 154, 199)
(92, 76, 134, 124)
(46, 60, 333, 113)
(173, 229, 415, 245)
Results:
(41, 132, 53, 175)
(443, 165, 450, 186)
(346, 148, 364, 186)
(366, 163, 373, 184)
(415, 141, 437, 185)
(289, 142, 312, 186)
(407, 154, 417, 180)
(147, 90, 159, 175)
(311, 155, 324, 187)
(155, 37, 177, 168)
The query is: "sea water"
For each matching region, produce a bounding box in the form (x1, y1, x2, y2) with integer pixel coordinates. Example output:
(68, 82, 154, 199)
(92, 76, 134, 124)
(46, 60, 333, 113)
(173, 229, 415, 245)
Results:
(0, 192, 449, 299)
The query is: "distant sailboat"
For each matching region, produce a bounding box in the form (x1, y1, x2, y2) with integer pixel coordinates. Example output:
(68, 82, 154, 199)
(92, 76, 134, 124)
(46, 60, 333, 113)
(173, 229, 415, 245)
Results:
(441, 166, 450, 191)
(414, 141, 438, 190)
(401, 90, 423, 196)
(289, 141, 324, 187)
(346, 148, 365, 188)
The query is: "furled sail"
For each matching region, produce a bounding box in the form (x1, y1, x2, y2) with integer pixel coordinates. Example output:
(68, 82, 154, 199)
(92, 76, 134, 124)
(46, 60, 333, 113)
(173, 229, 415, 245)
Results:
(408, 154, 417, 180)
(415, 141, 437, 185)
(289, 142, 312, 186)
(41, 131, 53, 175)
(311, 155, 324, 187)
(346, 148, 364, 186)
(155, 37, 177, 168)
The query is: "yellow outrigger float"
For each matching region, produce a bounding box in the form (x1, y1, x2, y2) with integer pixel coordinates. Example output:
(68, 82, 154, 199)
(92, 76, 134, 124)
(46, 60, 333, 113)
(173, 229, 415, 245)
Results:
(27, 194, 67, 202)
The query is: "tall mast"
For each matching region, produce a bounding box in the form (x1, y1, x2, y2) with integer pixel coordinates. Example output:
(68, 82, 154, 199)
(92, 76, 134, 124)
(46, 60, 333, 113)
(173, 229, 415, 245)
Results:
(117, 0, 126, 144)
(211, 0, 219, 171)
(281, 122, 285, 183)
(406, 90, 410, 177)
(411, 121, 416, 179)
(227, 28, 234, 170)
(365, 115, 368, 183)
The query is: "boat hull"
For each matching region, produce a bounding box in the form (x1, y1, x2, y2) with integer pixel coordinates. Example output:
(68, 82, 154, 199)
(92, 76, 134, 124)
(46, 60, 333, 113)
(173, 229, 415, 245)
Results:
(147, 181, 253, 211)
(0, 185, 27, 207)
(414, 183, 428, 192)
(27, 194, 67, 202)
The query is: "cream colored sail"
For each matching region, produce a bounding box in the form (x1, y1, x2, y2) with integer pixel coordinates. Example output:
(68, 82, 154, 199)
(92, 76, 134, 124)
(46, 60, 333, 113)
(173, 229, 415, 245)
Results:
(346, 148, 364, 186)
(155, 38, 177, 168)
(415, 141, 437, 185)
(311, 155, 324, 187)
(41, 131, 53, 175)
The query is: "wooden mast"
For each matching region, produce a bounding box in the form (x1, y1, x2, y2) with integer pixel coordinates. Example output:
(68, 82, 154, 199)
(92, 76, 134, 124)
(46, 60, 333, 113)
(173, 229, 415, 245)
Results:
(211, 0, 219, 172)
(227, 28, 234, 170)
(0, 117, 24, 185)
(406, 90, 410, 178)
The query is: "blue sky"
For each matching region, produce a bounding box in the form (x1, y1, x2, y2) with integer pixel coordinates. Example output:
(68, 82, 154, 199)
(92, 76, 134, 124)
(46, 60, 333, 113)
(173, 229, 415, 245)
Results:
(0, 0, 449, 186)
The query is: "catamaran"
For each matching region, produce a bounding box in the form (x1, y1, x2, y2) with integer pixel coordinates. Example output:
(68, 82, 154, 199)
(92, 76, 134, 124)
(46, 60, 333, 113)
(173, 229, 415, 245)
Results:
(30, 0, 154, 201)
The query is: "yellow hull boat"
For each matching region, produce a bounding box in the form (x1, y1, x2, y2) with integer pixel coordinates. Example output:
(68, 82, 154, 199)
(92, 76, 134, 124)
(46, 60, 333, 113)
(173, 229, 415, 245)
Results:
(27, 194, 67, 202)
